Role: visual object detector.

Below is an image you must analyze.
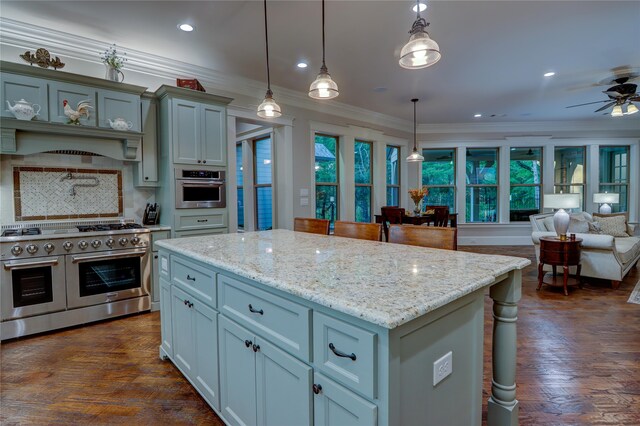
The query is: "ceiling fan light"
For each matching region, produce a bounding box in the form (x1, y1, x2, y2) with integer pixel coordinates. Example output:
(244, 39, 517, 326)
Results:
(626, 103, 639, 115)
(257, 90, 282, 118)
(399, 31, 441, 69)
(611, 105, 623, 117)
(309, 66, 339, 99)
(406, 148, 425, 162)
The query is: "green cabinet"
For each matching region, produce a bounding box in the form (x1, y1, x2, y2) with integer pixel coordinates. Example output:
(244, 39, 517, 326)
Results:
(201, 104, 226, 166)
(160, 278, 173, 358)
(150, 229, 170, 310)
(313, 372, 377, 426)
(1, 73, 49, 121)
(48, 81, 96, 126)
(97, 89, 140, 131)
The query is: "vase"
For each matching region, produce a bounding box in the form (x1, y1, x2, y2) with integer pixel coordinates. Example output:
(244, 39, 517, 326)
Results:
(104, 64, 124, 82)
(413, 201, 422, 216)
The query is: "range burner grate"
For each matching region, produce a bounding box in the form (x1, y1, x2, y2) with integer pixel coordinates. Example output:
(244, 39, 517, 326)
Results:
(1, 228, 42, 237)
(77, 223, 145, 232)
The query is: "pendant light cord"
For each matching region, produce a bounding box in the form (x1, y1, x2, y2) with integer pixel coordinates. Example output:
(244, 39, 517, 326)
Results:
(412, 99, 418, 150)
(321, 0, 326, 67)
(264, 0, 271, 91)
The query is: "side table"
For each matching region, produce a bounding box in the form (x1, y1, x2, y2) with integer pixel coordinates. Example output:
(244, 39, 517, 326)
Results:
(538, 236, 583, 296)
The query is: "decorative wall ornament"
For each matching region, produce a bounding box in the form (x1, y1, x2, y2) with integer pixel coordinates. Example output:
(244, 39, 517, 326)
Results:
(19, 48, 65, 69)
(63, 99, 93, 125)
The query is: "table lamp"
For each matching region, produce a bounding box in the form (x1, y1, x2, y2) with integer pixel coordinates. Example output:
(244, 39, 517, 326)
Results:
(593, 192, 619, 214)
(543, 193, 580, 241)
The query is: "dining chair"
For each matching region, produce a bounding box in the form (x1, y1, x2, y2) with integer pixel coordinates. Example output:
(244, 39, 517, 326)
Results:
(334, 221, 382, 241)
(433, 207, 450, 227)
(294, 217, 330, 235)
(380, 206, 405, 242)
(388, 224, 457, 250)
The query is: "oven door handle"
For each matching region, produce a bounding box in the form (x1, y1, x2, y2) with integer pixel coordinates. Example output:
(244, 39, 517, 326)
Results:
(3, 259, 60, 270)
(71, 249, 147, 263)
(180, 182, 224, 187)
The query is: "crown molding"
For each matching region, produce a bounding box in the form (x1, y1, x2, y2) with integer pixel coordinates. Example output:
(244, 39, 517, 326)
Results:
(0, 17, 411, 133)
(417, 119, 640, 135)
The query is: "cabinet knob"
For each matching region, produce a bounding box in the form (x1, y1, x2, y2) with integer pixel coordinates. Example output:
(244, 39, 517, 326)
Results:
(154, 255, 159, 259)
(203, 160, 206, 164)
(248, 304, 264, 315)
(252, 344, 260, 353)
(186, 275, 196, 281)
(145, 177, 149, 180)
(244, 340, 252, 348)
(197, 160, 202, 163)
(312, 384, 322, 395)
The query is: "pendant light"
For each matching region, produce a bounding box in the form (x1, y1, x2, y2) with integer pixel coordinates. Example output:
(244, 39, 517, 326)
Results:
(257, 0, 282, 118)
(399, 0, 441, 69)
(309, 0, 339, 100)
(406, 99, 424, 162)
(626, 103, 638, 115)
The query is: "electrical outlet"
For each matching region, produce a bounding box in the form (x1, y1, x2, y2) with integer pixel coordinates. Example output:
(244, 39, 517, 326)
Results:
(433, 351, 453, 386)
(300, 197, 309, 206)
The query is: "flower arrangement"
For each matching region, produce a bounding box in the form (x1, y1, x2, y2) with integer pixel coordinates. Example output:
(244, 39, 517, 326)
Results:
(408, 186, 429, 214)
(100, 44, 127, 70)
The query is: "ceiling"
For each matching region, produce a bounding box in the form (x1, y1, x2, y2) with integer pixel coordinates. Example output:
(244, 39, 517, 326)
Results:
(2, 1, 639, 124)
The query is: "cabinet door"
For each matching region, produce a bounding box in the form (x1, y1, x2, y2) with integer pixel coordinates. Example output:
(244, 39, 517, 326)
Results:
(256, 338, 313, 426)
(48, 81, 96, 126)
(152, 253, 160, 304)
(172, 99, 201, 164)
(159, 278, 173, 357)
(193, 299, 220, 411)
(201, 103, 226, 166)
(97, 89, 141, 131)
(313, 372, 377, 426)
(171, 285, 195, 379)
(1, 73, 49, 121)
(139, 97, 158, 184)
(219, 316, 257, 426)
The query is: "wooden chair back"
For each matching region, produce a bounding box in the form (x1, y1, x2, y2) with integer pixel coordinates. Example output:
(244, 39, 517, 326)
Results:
(294, 217, 330, 235)
(424, 205, 450, 227)
(380, 206, 405, 241)
(334, 221, 382, 241)
(388, 224, 457, 250)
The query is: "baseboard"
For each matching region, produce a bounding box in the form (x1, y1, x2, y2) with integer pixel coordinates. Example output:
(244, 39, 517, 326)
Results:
(458, 236, 533, 246)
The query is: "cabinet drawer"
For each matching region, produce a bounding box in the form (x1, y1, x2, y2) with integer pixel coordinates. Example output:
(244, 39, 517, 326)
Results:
(313, 312, 377, 399)
(176, 211, 227, 230)
(219, 274, 311, 361)
(171, 255, 216, 308)
(174, 228, 227, 238)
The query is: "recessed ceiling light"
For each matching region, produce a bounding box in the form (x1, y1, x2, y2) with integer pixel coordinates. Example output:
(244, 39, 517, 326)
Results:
(474, 113, 482, 118)
(412, 3, 427, 12)
(297, 62, 308, 68)
(543, 71, 555, 77)
(373, 87, 387, 93)
(178, 23, 194, 32)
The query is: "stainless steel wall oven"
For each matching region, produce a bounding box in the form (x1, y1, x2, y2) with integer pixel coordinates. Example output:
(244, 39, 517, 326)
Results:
(175, 167, 226, 209)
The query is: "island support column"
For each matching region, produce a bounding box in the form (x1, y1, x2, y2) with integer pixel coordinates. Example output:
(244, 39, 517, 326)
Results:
(487, 270, 522, 426)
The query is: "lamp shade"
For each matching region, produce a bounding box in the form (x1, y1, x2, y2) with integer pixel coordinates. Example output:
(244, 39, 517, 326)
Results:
(399, 31, 441, 69)
(544, 193, 580, 209)
(627, 103, 639, 115)
(611, 105, 623, 117)
(593, 193, 619, 204)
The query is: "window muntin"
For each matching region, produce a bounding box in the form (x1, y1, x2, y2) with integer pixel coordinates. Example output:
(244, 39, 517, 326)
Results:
(554, 147, 585, 209)
(386, 146, 400, 206)
(315, 134, 339, 228)
(466, 148, 498, 222)
(509, 147, 543, 222)
(236, 143, 244, 230)
(355, 141, 372, 222)
(599, 146, 629, 213)
(422, 148, 456, 212)
(254, 137, 272, 230)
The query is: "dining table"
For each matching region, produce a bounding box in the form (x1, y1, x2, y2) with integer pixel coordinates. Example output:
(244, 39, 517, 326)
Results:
(374, 212, 458, 228)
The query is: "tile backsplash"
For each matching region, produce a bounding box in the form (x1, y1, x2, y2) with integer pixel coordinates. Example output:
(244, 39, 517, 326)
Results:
(1, 153, 155, 224)
(14, 167, 123, 221)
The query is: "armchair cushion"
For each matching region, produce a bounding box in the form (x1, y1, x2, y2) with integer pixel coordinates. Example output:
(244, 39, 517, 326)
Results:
(531, 231, 615, 250)
(615, 237, 640, 265)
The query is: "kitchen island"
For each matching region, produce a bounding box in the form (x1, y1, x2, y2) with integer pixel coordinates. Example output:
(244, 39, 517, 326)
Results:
(157, 230, 529, 426)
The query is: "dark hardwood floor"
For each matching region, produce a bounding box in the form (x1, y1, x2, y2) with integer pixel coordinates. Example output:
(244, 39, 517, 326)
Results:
(1, 245, 639, 425)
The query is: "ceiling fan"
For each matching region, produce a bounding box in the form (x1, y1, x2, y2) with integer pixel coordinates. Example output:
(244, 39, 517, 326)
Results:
(566, 77, 639, 116)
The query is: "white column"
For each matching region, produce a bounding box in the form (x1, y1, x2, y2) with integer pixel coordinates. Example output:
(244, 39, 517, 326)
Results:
(274, 125, 294, 229)
(499, 146, 511, 223)
(586, 144, 600, 214)
(456, 147, 467, 223)
(243, 139, 256, 232)
(227, 115, 238, 233)
(340, 135, 355, 222)
(373, 139, 387, 218)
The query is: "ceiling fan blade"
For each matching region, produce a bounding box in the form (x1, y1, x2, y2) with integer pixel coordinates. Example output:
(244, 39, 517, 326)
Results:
(629, 95, 640, 102)
(566, 100, 610, 108)
(603, 90, 624, 98)
(594, 101, 617, 113)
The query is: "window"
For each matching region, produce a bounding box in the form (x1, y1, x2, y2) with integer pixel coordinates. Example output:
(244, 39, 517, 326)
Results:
(315, 134, 339, 229)
(354, 141, 373, 222)
(509, 147, 542, 221)
(236, 143, 244, 230)
(554, 147, 585, 209)
(386, 146, 400, 206)
(254, 137, 272, 230)
(466, 148, 498, 222)
(599, 146, 629, 213)
(422, 149, 456, 212)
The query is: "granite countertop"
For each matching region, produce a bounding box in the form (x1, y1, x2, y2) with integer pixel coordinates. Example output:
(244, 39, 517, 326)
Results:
(156, 230, 530, 329)
(146, 225, 172, 232)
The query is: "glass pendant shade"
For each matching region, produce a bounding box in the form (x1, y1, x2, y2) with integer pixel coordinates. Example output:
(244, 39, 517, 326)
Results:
(406, 148, 424, 162)
(626, 103, 638, 115)
(257, 90, 282, 118)
(399, 31, 441, 69)
(611, 105, 623, 117)
(309, 66, 339, 99)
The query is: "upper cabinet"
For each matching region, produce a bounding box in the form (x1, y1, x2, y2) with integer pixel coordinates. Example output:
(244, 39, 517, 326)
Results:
(1, 73, 49, 121)
(48, 81, 97, 126)
(156, 85, 232, 167)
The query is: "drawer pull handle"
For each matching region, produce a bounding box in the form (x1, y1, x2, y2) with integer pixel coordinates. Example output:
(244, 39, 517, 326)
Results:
(186, 275, 196, 281)
(245, 340, 252, 348)
(248, 304, 264, 315)
(197, 219, 208, 223)
(313, 384, 322, 395)
(329, 343, 357, 361)
(252, 344, 260, 353)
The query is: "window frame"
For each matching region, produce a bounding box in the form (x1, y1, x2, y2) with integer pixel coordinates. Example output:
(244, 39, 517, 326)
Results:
(553, 146, 586, 210)
(354, 140, 373, 222)
(599, 145, 629, 213)
(422, 148, 457, 212)
(314, 133, 340, 226)
(509, 147, 543, 222)
(253, 136, 273, 231)
(465, 147, 499, 223)
(386, 145, 401, 207)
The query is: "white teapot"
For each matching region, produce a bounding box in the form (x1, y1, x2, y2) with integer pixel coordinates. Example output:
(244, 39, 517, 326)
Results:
(107, 118, 133, 131)
(6, 99, 41, 121)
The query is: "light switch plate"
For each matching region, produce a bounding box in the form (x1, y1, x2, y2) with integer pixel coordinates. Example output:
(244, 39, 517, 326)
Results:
(300, 197, 309, 206)
(433, 351, 453, 386)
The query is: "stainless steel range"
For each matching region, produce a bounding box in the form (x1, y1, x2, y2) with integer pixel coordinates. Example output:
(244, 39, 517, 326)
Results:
(0, 220, 151, 340)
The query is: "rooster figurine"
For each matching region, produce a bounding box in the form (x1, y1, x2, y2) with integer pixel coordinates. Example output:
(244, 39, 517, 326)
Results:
(62, 99, 93, 125)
